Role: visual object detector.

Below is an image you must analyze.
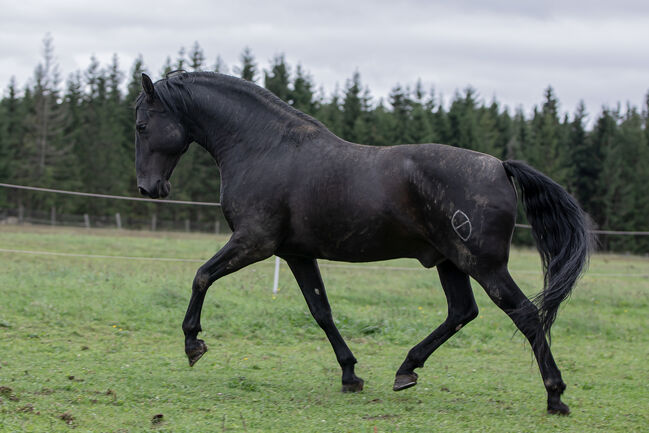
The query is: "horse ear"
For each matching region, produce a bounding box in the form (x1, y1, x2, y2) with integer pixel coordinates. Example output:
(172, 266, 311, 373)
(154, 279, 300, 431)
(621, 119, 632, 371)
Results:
(142, 73, 155, 100)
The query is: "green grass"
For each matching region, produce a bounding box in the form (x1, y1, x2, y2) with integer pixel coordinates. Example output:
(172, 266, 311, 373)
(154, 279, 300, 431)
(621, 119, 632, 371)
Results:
(0, 225, 647, 432)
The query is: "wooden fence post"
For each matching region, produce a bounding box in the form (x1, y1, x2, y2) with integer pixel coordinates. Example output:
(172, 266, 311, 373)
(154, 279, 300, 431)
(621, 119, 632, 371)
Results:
(152, 214, 157, 231)
(84, 214, 90, 229)
(115, 213, 122, 229)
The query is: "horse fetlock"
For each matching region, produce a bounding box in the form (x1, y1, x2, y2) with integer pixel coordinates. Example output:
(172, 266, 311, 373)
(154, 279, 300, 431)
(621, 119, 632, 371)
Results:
(182, 322, 201, 337)
(337, 354, 357, 369)
(544, 379, 566, 393)
(403, 350, 425, 371)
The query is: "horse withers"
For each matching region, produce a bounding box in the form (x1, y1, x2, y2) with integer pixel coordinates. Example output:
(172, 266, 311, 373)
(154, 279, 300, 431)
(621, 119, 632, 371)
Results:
(134, 72, 591, 414)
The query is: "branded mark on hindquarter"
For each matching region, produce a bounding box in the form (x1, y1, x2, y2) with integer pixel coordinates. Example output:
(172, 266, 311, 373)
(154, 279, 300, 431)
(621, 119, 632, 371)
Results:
(452, 210, 472, 241)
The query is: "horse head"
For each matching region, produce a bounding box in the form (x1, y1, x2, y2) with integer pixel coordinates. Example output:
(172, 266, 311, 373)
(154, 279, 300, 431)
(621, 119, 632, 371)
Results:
(134, 73, 191, 198)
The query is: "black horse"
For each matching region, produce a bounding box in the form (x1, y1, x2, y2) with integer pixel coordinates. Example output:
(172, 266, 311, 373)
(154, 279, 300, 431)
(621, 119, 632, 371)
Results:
(135, 72, 591, 414)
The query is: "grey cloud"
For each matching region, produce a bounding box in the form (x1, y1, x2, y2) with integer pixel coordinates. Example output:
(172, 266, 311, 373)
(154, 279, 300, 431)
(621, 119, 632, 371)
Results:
(1, 0, 647, 117)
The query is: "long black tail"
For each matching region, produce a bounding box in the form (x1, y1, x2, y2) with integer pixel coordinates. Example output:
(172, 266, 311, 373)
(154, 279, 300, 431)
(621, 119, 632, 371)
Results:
(503, 160, 593, 337)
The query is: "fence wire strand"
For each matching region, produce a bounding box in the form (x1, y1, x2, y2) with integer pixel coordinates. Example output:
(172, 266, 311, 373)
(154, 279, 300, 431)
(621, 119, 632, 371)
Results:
(0, 182, 221, 206)
(1, 182, 648, 235)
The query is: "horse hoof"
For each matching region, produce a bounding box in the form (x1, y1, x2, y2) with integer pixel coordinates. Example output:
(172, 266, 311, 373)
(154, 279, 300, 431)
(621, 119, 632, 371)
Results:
(547, 401, 570, 415)
(393, 372, 418, 391)
(341, 378, 364, 393)
(186, 339, 208, 367)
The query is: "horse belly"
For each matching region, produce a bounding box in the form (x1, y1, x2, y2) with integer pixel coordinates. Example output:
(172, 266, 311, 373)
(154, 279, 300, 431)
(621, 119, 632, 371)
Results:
(281, 208, 434, 263)
(280, 146, 437, 262)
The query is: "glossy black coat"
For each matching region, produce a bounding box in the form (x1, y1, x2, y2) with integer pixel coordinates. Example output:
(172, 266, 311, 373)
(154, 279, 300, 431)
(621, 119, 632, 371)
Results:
(135, 72, 591, 414)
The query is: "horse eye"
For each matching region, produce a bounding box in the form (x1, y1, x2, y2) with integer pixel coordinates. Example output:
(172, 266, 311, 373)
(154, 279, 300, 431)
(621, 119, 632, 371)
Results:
(136, 123, 147, 133)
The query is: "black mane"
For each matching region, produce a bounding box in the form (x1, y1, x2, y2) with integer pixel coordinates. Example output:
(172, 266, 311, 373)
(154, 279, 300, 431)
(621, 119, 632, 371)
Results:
(138, 72, 325, 143)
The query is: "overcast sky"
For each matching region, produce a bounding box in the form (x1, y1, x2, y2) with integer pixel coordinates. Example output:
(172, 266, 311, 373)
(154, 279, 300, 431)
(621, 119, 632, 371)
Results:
(1, 0, 648, 120)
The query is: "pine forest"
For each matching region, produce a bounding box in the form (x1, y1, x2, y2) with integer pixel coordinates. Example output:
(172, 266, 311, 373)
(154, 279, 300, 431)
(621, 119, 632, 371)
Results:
(1, 37, 648, 252)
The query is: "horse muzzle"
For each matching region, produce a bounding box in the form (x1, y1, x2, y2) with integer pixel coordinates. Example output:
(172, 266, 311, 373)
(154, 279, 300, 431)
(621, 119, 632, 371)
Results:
(138, 179, 171, 199)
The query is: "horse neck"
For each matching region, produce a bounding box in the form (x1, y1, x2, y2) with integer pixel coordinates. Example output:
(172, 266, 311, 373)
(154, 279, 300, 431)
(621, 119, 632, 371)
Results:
(182, 80, 317, 170)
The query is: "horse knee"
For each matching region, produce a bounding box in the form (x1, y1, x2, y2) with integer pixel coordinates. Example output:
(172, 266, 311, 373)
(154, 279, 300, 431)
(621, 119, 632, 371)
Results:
(193, 269, 211, 292)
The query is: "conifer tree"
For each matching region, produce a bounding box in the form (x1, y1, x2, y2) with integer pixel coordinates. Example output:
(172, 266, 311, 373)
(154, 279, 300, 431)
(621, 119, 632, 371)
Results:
(589, 108, 618, 230)
(493, 103, 513, 159)
(31, 34, 63, 180)
(369, 99, 396, 146)
(175, 46, 187, 71)
(341, 72, 363, 142)
(57, 71, 84, 197)
(317, 85, 343, 137)
(407, 83, 434, 144)
(213, 56, 228, 74)
(430, 95, 451, 145)
(388, 84, 413, 144)
(528, 86, 569, 184)
(235, 47, 258, 82)
(567, 101, 601, 216)
(447, 87, 480, 150)
(635, 94, 649, 251)
(601, 108, 644, 251)
(290, 65, 316, 115)
(188, 42, 205, 72)
(160, 56, 173, 78)
(352, 88, 373, 144)
(0, 78, 19, 186)
(264, 54, 291, 102)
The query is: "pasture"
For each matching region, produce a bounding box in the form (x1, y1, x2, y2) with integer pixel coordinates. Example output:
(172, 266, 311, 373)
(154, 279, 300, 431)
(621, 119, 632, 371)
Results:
(0, 225, 647, 432)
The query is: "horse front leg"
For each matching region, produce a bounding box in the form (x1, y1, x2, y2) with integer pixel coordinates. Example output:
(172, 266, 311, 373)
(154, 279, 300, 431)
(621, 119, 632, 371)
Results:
(182, 232, 274, 366)
(284, 255, 364, 392)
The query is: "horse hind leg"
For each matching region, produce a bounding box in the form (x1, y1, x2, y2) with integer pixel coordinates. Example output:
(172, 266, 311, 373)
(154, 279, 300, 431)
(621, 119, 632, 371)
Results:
(394, 260, 478, 391)
(473, 267, 570, 415)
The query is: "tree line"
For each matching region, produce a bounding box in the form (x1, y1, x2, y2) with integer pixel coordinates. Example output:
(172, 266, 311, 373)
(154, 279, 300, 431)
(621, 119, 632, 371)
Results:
(1, 37, 648, 252)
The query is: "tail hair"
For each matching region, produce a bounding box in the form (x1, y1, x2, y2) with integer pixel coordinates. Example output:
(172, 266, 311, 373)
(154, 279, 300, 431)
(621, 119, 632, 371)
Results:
(503, 160, 594, 338)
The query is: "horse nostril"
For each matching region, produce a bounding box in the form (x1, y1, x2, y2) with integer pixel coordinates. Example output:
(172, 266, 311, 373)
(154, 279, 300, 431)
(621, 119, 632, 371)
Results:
(138, 186, 148, 196)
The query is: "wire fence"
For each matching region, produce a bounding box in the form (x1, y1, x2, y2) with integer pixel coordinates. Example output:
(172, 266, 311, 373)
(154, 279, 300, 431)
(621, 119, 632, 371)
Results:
(0, 206, 230, 234)
(1, 182, 648, 236)
(1, 183, 647, 288)
(0, 182, 228, 233)
(0, 182, 221, 206)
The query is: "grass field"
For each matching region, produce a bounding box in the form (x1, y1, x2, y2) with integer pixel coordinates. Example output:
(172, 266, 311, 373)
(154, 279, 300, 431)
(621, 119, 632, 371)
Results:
(0, 225, 647, 432)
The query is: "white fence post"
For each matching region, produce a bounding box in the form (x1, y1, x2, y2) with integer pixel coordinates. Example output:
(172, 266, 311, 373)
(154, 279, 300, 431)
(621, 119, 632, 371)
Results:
(115, 212, 122, 229)
(84, 213, 90, 229)
(272, 256, 280, 294)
